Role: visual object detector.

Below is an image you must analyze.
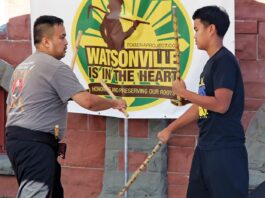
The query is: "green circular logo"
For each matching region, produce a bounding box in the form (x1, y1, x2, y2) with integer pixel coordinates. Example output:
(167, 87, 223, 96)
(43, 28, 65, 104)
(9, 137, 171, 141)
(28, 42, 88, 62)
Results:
(72, 0, 194, 111)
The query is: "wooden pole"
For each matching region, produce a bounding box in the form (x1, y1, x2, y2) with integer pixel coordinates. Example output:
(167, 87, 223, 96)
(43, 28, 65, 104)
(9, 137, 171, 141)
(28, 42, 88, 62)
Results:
(88, 5, 150, 25)
(100, 79, 129, 118)
(70, 30, 83, 70)
(118, 141, 163, 198)
(54, 125, 59, 140)
(171, 6, 182, 106)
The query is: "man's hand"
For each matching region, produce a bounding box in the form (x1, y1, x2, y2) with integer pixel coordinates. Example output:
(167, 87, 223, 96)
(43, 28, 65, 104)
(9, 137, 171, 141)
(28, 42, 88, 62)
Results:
(157, 128, 172, 144)
(132, 20, 140, 30)
(113, 99, 127, 112)
(172, 79, 186, 98)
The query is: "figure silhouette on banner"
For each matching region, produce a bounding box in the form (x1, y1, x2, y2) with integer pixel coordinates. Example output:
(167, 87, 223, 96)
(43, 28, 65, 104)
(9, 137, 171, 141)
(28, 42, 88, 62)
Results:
(101, 0, 139, 51)
(88, 0, 147, 51)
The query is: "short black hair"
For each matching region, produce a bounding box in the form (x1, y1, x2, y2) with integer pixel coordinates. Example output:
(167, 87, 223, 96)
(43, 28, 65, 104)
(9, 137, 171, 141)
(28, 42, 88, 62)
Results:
(192, 6, 230, 38)
(33, 15, 63, 45)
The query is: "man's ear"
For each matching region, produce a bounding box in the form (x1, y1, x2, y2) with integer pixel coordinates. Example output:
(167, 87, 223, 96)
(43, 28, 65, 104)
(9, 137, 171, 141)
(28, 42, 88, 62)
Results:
(41, 36, 51, 49)
(208, 24, 217, 36)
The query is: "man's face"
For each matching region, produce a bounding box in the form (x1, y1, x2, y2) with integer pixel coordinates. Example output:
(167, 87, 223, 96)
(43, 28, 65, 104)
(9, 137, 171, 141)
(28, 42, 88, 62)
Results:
(47, 24, 68, 60)
(107, 0, 122, 12)
(193, 19, 210, 50)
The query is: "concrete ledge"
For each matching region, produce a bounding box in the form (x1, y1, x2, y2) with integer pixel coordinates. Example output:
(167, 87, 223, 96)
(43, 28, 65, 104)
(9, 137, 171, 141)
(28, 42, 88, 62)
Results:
(0, 155, 14, 175)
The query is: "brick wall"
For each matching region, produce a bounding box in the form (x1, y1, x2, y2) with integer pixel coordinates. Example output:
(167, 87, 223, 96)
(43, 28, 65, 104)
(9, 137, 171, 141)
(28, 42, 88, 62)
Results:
(0, 14, 31, 66)
(0, 0, 265, 197)
(167, 122, 197, 197)
(0, 13, 31, 153)
(61, 114, 106, 197)
(0, 14, 32, 197)
(236, 0, 265, 129)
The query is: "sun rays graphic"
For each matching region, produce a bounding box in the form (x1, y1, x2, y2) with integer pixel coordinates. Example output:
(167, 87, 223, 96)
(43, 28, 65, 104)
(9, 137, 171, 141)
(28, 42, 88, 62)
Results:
(82, 0, 190, 52)
(72, 0, 194, 111)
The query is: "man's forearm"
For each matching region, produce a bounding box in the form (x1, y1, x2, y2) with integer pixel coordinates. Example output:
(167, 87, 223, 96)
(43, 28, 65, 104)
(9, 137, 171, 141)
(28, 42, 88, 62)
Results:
(166, 104, 198, 133)
(181, 89, 231, 114)
(86, 94, 117, 111)
(72, 91, 118, 111)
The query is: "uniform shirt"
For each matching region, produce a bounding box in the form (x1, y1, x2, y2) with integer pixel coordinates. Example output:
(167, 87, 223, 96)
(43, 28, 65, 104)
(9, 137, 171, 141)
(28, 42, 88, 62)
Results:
(6, 51, 84, 139)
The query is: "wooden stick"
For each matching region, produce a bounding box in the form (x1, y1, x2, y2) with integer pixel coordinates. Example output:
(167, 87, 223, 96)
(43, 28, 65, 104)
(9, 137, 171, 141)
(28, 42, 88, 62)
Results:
(54, 125, 60, 140)
(100, 79, 129, 118)
(88, 5, 150, 25)
(118, 141, 163, 198)
(171, 6, 182, 106)
(70, 30, 83, 70)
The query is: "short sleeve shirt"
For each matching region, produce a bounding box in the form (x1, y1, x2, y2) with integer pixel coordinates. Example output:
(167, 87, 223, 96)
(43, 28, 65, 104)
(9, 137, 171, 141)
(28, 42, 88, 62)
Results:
(197, 47, 245, 149)
(6, 52, 85, 139)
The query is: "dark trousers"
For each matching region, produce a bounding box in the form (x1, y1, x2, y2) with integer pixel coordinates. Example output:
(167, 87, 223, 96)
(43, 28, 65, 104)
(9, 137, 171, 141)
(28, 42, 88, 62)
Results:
(6, 126, 63, 198)
(187, 146, 249, 198)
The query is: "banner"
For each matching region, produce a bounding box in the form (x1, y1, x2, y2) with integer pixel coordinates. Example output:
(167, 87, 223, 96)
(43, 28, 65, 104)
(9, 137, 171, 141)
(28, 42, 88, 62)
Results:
(30, 0, 235, 118)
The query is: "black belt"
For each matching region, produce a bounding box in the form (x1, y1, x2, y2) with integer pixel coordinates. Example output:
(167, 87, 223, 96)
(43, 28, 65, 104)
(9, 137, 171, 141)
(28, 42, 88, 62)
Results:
(6, 126, 58, 151)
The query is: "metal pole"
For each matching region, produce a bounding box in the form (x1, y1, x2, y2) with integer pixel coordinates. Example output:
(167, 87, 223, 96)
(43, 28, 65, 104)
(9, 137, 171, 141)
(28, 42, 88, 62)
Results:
(124, 118, 129, 198)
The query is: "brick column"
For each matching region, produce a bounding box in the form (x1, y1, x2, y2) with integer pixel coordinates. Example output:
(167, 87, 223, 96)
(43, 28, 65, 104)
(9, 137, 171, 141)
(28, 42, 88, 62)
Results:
(99, 118, 168, 198)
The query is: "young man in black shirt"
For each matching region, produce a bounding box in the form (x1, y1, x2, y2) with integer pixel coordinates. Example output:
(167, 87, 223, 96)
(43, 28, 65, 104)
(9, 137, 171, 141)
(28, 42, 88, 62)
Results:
(158, 6, 248, 198)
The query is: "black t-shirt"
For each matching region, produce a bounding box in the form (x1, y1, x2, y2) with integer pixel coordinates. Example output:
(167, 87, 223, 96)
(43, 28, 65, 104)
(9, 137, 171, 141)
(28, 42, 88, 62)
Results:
(197, 47, 245, 150)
